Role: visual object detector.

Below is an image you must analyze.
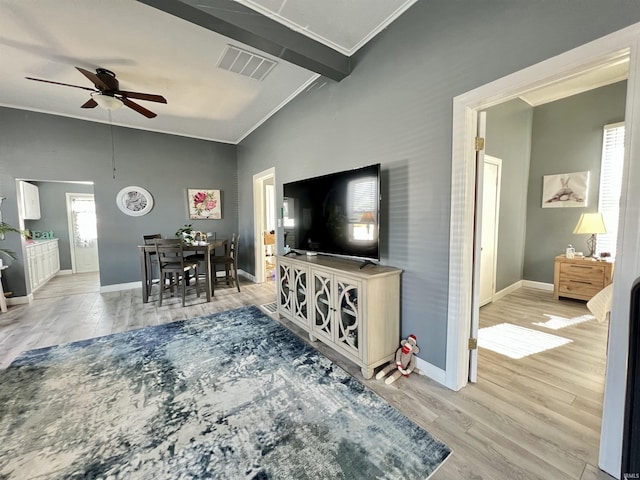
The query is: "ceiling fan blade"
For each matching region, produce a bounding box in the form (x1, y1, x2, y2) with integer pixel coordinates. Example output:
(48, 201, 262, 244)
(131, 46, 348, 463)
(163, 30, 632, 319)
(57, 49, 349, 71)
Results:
(119, 91, 167, 104)
(25, 76, 96, 92)
(76, 67, 110, 91)
(81, 98, 98, 109)
(120, 97, 157, 118)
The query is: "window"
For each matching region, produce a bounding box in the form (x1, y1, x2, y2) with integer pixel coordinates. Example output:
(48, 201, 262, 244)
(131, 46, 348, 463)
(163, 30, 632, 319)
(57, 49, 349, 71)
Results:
(597, 122, 625, 257)
(347, 176, 378, 241)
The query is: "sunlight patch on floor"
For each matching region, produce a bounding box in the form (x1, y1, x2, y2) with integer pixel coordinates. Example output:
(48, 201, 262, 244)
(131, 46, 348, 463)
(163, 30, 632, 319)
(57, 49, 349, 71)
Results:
(478, 323, 572, 359)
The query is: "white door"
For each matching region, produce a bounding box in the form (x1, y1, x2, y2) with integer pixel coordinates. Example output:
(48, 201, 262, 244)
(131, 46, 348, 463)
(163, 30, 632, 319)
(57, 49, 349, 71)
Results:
(469, 111, 486, 383)
(479, 156, 502, 306)
(66, 193, 99, 273)
(253, 168, 276, 284)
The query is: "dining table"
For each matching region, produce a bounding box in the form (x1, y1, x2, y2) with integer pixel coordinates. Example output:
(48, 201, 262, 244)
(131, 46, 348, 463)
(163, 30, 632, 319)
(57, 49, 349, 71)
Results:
(138, 239, 227, 304)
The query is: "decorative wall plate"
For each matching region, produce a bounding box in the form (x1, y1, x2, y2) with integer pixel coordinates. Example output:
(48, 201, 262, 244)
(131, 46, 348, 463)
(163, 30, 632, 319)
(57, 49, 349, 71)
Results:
(116, 186, 154, 216)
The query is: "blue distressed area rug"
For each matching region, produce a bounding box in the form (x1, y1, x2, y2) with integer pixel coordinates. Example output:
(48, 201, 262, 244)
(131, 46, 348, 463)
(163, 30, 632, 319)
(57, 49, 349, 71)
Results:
(0, 306, 451, 479)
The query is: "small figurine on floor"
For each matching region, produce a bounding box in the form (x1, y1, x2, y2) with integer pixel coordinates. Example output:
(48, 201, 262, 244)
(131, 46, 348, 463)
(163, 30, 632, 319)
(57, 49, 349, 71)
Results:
(376, 334, 419, 384)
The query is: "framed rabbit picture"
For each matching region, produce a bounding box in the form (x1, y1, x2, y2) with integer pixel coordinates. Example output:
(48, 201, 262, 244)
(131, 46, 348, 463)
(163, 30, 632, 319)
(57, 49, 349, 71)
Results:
(542, 171, 589, 208)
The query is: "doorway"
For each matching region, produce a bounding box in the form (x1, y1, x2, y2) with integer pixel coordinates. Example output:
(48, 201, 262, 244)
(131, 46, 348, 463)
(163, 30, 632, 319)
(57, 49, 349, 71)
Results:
(66, 193, 99, 273)
(447, 25, 640, 475)
(253, 167, 277, 285)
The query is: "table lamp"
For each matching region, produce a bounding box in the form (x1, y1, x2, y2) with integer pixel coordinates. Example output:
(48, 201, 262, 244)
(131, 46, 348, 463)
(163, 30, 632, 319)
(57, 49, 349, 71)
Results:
(573, 212, 606, 258)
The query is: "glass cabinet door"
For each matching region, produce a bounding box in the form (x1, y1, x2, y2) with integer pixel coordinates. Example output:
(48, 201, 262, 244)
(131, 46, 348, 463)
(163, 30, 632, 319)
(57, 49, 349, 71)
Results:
(278, 262, 292, 315)
(311, 270, 333, 341)
(335, 277, 361, 358)
(293, 266, 308, 326)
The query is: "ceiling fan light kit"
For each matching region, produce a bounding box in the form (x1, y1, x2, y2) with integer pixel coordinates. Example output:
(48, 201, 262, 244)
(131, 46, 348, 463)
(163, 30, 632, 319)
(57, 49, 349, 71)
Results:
(93, 93, 123, 111)
(25, 67, 166, 118)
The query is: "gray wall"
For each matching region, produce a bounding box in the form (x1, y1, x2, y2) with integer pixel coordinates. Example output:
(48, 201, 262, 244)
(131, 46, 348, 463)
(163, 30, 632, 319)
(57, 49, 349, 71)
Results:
(0, 108, 238, 296)
(485, 99, 534, 291)
(237, 2, 640, 370)
(525, 81, 627, 283)
(1, 2, 638, 370)
(25, 181, 94, 270)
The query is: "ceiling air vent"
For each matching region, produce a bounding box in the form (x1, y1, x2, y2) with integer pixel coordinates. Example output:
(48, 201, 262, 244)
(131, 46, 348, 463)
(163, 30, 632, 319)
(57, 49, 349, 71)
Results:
(218, 45, 277, 81)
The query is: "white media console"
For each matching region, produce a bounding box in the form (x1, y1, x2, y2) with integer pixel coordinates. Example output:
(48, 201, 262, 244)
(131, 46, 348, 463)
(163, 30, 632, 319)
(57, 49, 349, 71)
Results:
(276, 253, 402, 379)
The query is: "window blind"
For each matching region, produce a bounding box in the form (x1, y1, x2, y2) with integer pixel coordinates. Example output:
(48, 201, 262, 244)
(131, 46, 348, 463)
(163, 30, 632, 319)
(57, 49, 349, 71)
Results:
(597, 122, 625, 257)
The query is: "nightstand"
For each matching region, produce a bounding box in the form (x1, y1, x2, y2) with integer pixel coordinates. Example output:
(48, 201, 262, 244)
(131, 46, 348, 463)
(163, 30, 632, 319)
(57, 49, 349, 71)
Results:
(553, 255, 614, 301)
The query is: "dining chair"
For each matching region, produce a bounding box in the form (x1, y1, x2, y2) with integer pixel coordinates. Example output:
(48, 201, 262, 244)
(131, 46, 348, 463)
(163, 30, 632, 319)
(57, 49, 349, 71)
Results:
(212, 233, 240, 292)
(185, 232, 216, 284)
(143, 233, 162, 296)
(154, 238, 201, 306)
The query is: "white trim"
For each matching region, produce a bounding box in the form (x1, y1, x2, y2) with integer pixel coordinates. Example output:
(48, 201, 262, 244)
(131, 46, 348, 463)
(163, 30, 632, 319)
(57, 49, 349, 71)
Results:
(100, 269, 252, 294)
(57, 269, 73, 276)
(448, 22, 640, 478)
(253, 168, 276, 284)
(415, 357, 447, 386)
(236, 76, 319, 144)
(521, 280, 554, 292)
(100, 281, 141, 293)
(600, 30, 640, 479)
(492, 280, 524, 302)
(6, 294, 33, 305)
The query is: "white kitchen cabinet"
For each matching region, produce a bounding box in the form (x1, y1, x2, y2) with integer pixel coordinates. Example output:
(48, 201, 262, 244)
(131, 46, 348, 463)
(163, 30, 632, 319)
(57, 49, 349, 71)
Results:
(26, 239, 59, 292)
(19, 181, 41, 220)
(276, 254, 402, 379)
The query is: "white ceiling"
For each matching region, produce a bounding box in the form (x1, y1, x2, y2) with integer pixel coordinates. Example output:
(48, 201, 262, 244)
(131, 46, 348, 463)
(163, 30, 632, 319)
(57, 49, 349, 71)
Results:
(0, 0, 416, 144)
(1, 0, 628, 144)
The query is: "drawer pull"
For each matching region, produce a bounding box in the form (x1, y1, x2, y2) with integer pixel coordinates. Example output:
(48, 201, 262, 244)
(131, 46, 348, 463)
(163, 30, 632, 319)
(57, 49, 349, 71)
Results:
(570, 280, 594, 285)
(569, 265, 594, 270)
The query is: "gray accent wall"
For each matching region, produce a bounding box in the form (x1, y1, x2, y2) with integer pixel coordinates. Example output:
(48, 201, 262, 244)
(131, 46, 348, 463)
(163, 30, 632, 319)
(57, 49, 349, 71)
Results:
(1, 2, 639, 371)
(0, 108, 238, 297)
(525, 81, 627, 283)
(25, 181, 94, 270)
(237, 2, 640, 370)
(485, 99, 534, 292)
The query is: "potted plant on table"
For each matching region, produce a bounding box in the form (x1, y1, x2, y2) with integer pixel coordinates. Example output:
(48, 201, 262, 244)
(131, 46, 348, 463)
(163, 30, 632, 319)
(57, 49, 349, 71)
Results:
(175, 224, 195, 245)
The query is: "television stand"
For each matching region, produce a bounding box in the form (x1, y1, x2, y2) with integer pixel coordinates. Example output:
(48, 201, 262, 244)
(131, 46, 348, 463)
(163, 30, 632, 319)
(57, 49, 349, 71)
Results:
(359, 260, 377, 269)
(275, 254, 402, 379)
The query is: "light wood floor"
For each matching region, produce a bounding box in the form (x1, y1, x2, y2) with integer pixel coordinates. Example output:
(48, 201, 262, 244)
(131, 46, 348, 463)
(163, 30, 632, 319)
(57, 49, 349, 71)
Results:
(0, 278, 612, 480)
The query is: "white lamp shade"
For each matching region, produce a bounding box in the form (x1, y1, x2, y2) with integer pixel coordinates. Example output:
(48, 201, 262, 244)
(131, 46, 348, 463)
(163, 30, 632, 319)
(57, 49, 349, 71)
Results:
(573, 212, 607, 235)
(94, 94, 123, 111)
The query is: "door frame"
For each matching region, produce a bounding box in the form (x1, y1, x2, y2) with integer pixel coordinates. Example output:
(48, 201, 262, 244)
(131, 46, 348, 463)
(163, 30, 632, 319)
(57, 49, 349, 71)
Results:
(446, 22, 640, 476)
(66, 192, 99, 274)
(253, 167, 276, 283)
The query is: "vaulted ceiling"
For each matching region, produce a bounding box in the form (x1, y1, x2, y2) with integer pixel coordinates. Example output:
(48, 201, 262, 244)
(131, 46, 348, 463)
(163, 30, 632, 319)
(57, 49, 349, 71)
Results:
(0, 0, 417, 144)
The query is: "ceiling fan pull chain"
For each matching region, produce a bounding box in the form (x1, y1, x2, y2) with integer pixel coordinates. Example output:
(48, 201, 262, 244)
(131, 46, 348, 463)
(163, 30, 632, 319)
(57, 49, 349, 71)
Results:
(109, 111, 116, 180)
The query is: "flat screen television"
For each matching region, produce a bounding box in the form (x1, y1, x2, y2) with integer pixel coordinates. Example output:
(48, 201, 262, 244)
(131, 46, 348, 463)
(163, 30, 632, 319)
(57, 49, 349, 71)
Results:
(283, 163, 380, 261)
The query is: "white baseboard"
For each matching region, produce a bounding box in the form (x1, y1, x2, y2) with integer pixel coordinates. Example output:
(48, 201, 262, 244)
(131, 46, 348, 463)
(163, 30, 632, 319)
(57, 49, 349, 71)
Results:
(100, 270, 252, 294)
(522, 280, 554, 291)
(57, 270, 73, 276)
(415, 357, 447, 386)
(6, 294, 33, 306)
(100, 281, 141, 293)
(493, 280, 523, 302)
(492, 279, 554, 302)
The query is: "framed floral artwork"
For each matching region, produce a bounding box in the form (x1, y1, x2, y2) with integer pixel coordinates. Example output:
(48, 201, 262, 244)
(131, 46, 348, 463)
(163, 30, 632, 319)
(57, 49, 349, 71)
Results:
(187, 188, 221, 219)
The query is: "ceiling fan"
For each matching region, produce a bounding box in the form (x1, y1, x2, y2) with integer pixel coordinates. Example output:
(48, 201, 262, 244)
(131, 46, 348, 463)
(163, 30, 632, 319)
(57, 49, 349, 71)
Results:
(25, 67, 167, 118)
